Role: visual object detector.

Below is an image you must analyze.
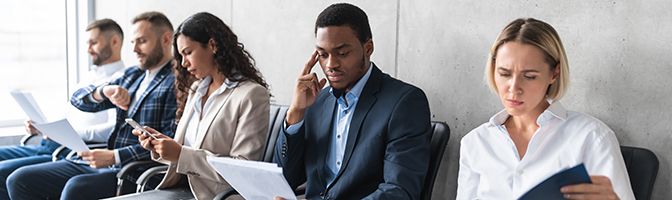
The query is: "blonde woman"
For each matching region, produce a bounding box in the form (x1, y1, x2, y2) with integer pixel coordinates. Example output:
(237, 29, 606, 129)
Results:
(457, 18, 634, 200)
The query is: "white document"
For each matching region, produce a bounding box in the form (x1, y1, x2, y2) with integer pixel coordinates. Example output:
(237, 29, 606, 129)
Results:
(10, 90, 48, 124)
(33, 119, 90, 152)
(207, 156, 297, 200)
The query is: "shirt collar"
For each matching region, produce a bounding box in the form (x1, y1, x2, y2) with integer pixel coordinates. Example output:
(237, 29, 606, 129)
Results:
(329, 62, 373, 102)
(488, 100, 568, 126)
(145, 60, 170, 77)
(95, 60, 124, 76)
(195, 76, 240, 97)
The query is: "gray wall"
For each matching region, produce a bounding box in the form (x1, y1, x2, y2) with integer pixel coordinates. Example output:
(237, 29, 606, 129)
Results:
(96, 0, 672, 199)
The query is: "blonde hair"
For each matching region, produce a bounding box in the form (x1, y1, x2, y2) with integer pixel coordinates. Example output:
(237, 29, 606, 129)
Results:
(486, 18, 569, 101)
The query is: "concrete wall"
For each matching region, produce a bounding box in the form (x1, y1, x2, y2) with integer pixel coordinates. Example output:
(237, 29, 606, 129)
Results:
(96, 0, 672, 199)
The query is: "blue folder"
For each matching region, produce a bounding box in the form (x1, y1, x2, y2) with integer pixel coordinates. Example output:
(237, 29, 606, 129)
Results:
(518, 163, 592, 200)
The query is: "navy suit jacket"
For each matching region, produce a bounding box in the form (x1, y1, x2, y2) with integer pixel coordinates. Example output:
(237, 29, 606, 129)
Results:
(70, 62, 177, 166)
(275, 64, 432, 200)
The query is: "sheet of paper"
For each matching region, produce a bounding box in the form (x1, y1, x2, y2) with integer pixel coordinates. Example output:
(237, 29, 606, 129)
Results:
(10, 90, 48, 124)
(33, 119, 90, 152)
(518, 163, 591, 200)
(207, 156, 297, 200)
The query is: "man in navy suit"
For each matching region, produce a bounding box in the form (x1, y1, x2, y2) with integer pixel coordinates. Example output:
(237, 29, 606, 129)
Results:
(7, 12, 177, 200)
(275, 3, 432, 199)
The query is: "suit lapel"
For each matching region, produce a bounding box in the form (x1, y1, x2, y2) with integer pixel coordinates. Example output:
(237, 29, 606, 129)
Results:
(315, 92, 336, 186)
(193, 86, 236, 148)
(329, 65, 382, 187)
(128, 62, 172, 118)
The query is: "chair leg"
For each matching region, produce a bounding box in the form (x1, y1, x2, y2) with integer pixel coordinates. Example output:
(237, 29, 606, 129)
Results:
(116, 178, 125, 196)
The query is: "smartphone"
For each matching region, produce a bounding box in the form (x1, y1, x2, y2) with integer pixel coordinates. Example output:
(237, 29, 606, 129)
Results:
(125, 118, 159, 140)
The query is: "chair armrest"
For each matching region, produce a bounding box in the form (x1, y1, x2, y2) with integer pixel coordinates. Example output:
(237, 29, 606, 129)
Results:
(116, 160, 163, 196)
(51, 145, 68, 161)
(87, 143, 108, 149)
(213, 188, 238, 200)
(116, 160, 160, 179)
(19, 134, 36, 146)
(135, 165, 169, 192)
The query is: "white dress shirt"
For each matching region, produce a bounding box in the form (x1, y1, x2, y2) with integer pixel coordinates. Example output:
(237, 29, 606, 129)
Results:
(67, 60, 125, 143)
(457, 101, 635, 200)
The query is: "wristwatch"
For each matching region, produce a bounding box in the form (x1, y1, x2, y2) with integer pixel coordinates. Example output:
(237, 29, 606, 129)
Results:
(98, 82, 110, 101)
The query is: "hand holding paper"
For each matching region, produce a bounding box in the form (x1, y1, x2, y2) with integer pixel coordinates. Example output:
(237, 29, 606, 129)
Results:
(79, 149, 116, 168)
(561, 175, 619, 199)
(518, 163, 592, 200)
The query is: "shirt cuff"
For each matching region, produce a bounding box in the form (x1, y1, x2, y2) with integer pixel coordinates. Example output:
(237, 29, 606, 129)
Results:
(285, 119, 304, 135)
(114, 149, 121, 164)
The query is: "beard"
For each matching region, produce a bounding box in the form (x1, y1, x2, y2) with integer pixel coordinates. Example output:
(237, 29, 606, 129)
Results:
(92, 44, 112, 66)
(139, 40, 164, 70)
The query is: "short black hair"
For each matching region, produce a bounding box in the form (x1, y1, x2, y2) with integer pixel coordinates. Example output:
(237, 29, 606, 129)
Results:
(86, 18, 124, 42)
(132, 11, 174, 34)
(315, 3, 372, 43)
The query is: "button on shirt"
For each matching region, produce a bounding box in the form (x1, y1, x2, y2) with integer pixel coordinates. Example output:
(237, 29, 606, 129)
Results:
(183, 76, 238, 147)
(456, 102, 635, 200)
(286, 63, 373, 185)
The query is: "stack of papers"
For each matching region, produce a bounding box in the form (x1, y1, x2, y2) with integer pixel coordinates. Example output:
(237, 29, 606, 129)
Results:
(207, 156, 296, 200)
(10, 90, 90, 153)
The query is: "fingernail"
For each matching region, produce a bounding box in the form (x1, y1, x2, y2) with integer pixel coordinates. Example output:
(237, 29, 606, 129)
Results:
(564, 194, 571, 199)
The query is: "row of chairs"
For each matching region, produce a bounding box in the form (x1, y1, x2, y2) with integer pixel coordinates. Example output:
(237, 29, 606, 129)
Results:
(20, 105, 660, 200)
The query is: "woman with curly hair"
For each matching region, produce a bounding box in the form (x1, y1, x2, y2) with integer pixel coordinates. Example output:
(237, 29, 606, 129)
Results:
(133, 12, 270, 199)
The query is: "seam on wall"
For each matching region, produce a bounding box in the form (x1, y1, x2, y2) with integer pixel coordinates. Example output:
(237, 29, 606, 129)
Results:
(230, 0, 234, 27)
(394, 0, 400, 77)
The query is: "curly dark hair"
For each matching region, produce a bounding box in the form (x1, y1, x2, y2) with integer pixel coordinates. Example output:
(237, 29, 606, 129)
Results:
(172, 12, 269, 121)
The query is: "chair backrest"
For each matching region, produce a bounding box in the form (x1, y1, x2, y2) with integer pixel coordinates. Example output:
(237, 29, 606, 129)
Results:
(620, 145, 658, 200)
(421, 121, 450, 200)
(262, 104, 289, 162)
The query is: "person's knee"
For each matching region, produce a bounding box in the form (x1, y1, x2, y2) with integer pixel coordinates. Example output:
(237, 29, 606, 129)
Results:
(63, 176, 89, 192)
(0, 163, 13, 180)
(6, 166, 35, 192)
(61, 174, 117, 200)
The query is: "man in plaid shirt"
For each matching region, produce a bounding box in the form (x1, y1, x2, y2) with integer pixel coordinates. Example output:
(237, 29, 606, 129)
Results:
(6, 11, 177, 200)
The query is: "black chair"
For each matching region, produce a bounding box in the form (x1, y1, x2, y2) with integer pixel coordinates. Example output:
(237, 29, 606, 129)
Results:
(620, 146, 658, 200)
(421, 121, 450, 200)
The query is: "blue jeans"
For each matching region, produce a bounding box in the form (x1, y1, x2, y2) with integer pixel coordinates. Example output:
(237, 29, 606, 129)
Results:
(0, 139, 63, 200)
(7, 160, 120, 200)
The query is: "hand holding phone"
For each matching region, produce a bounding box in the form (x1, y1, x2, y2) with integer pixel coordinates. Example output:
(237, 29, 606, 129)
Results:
(125, 118, 159, 140)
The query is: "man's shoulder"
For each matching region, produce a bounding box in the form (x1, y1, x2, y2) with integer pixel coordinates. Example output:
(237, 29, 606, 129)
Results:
(377, 72, 426, 100)
(122, 66, 141, 75)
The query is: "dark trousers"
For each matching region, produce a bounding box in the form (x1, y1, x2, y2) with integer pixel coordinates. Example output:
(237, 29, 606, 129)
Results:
(6, 160, 120, 200)
(0, 139, 62, 200)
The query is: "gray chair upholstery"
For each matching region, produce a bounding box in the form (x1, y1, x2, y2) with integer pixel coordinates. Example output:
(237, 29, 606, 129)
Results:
(621, 146, 658, 200)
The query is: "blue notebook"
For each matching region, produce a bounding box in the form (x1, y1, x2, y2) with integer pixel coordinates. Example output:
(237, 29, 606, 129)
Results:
(518, 163, 591, 200)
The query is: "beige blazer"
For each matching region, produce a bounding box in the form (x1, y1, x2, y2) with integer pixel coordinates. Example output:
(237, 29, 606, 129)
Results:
(153, 80, 270, 200)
